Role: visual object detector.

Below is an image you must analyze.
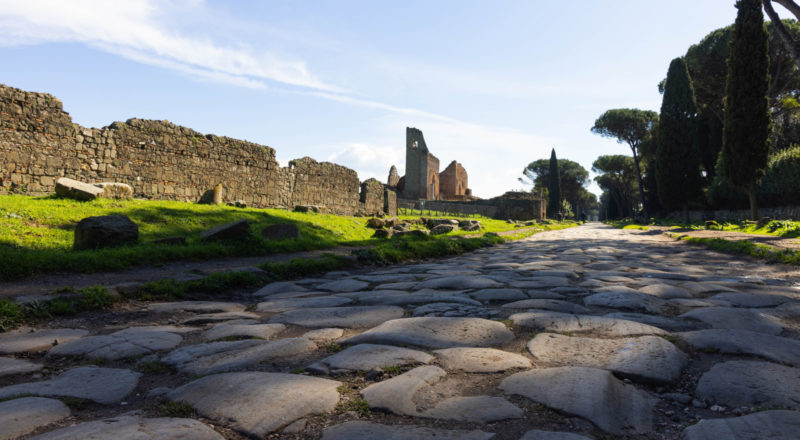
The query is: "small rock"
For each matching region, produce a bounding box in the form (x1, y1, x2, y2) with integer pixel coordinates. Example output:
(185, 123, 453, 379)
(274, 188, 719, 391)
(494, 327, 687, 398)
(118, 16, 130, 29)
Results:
(94, 182, 133, 199)
(74, 215, 138, 250)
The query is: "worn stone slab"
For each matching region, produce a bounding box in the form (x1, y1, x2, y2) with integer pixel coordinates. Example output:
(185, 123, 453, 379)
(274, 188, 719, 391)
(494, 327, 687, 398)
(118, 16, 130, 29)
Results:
(0, 397, 70, 440)
(469, 288, 528, 302)
(638, 283, 692, 299)
(47, 327, 183, 360)
(54, 177, 104, 200)
(361, 366, 445, 415)
(28, 415, 224, 440)
(303, 328, 344, 341)
(502, 299, 589, 314)
(316, 279, 369, 292)
(165, 338, 316, 375)
(269, 306, 404, 328)
(256, 297, 353, 312)
(421, 396, 522, 422)
(604, 312, 690, 331)
(695, 360, 800, 409)
(253, 281, 309, 297)
(148, 301, 245, 313)
(680, 307, 784, 335)
(711, 292, 793, 308)
(510, 311, 667, 337)
(526, 290, 567, 299)
(341, 290, 481, 307)
(0, 366, 140, 404)
(163, 339, 260, 366)
(528, 333, 687, 384)
(202, 323, 285, 341)
(0, 356, 43, 376)
(500, 366, 656, 435)
(321, 421, 494, 440)
(308, 344, 432, 375)
(434, 347, 531, 372)
(181, 311, 260, 325)
(342, 317, 514, 348)
(519, 430, 594, 440)
(411, 302, 493, 318)
(584, 291, 666, 313)
(682, 410, 800, 440)
(680, 329, 800, 366)
(416, 276, 502, 290)
(169, 372, 340, 437)
(0, 328, 88, 354)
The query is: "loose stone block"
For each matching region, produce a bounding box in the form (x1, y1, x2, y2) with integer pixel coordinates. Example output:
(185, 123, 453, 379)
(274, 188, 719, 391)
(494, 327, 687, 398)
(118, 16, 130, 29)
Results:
(74, 214, 138, 249)
(54, 177, 103, 200)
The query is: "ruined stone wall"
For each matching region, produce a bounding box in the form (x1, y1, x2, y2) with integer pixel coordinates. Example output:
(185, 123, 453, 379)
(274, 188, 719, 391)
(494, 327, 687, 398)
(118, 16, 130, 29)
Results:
(359, 178, 385, 216)
(488, 192, 546, 221)
(403, 127, 440, 200)
(0, 83, 383, 216)
(384, 188, 398, 216)
(439, 160, 467, 200)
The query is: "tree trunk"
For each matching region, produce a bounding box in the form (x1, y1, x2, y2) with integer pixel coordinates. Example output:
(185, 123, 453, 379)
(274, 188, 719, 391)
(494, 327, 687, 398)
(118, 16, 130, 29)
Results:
(765, 1, 800, 70)
(748, 185, 758, 220)
(630, 147, 649, 222)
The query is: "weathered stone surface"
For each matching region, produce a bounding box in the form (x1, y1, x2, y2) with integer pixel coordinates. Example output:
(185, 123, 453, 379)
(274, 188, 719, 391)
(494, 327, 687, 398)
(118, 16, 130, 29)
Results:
(181, 311, 260, 325)
(199, 219, 250, 241)
(0, 328, 88, 354)
(169, 372, 341, 437)
(422, 396, 522, 422)
(0, 366, 140, 403)
(256, 296, 352, 312)
(584, 291, 666, 313)
(695, 360, 800, 409)
(0, 356, 42, 376)
(202, 323, 285, 341)
(500, 366, 656, 435)
(680, 307, 784, 335)
(317, 279, 369, 292)
(0, 397, 70, 440)
(430, 224, 457, 235)
(711, 292, 793, 308)
(321, 421, 494, 440)
(604, 312, 690, 331)
(469, 288, 528, 302)
(28, 415, 224, 440)
(47, 326, 183, 360)
(510, 311, 667, 337)
(74, 214, 138, 249)
(373, 228, 393, 238)
(519, 430, 594, 440)
(638, 283, 692, 299)
(148, 301, 245, 313)
(94, 181, 133, 199)
(308, 344, 432, 374)
(253, 281, 309, 297)
(269, 306, 404, 328)
(164, 338, 315, 375)
(682, 410, 800, 440)
(261, 223, 300, 240)
(680, 329, 800, 366)
(342, 317, 514, 348)
(54, 177, 103, 200)
(416, 276, 502, 290)
(502, 299, 589, 314)
(434, 347, 531, 372)
(361, 366, 445, 415)
(528, 333, 687, 383)
(343, 290, 480, 307)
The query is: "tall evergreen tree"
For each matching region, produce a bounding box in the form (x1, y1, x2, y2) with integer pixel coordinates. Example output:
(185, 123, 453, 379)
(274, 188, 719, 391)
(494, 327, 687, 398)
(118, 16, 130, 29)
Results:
(656, 57, 703, 222)
(722, 0, 771, 219)
(548, 148, 562, 218)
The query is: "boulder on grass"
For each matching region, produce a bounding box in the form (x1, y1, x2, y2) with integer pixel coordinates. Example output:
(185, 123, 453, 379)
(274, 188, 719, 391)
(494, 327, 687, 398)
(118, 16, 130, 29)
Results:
(373, 229, 393, 239)
(55, 177, 104, 201)
(74, 215, 138, 250)
(395, 229, 429, 238)
(426, 218, 459, 228)
(459, 220, 481, 231)
(94, 182, 133, 199)
(262, 224, 300, 241)
(200, 220, 251, 241)
(430, 224, 457, 235)
(367, 218, 385, 229)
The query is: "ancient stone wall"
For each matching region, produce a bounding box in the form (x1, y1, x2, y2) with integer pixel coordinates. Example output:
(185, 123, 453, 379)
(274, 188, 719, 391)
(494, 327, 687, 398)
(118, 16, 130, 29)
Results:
(359, 178, 385, 216)
(439, 160, 468, 200)
(403, 127, 439, 200)
(0, 83, 388, 216)
(384, 188, 398, 216)
(488, 192, 547, 221)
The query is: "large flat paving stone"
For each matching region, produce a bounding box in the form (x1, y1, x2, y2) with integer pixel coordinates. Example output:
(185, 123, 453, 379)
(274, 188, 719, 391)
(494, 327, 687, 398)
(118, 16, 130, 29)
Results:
(0, 356, 43, 376)
(468, 288, 528, 302)
(308, 344, 432, 375)
(361, 365, 445, 415)
(181, 311, 260, 325)
(321, 421, 494, 440)
(584, 291, 666, 313)
(256, 296, 353, 312)
(528, 333, 687, 384)
(47, 326, 183, 360)
(342, 290, 481, 307)
(342, 317, 514, 348)
(416, 276, 503, 290)
(604, 312, 691, 331)
(695, 360, 800, 409)
(434, 347, 532, 372)
(711, 291, 794, 308)
(253, 281, 309, 297)
(163, 338, 316, 375)
(638, 283, 692, 299)
(510, 311, 667, 337)
(0, 397, 70, 440)
(202, 323, 285, 341)
(0, 366, 140, 404)
(148, 301, 245, 313)
(520, 431, 594, 440)
(0, 328, 88, 354)
(268, 306, 404, 328)
(316, 279, 369, 292)
(679, 329, 800, 366)
(500, 366, 656, 435)
(680, 307, 784, 335)
(28, 415, 224, 440)
(421, 395, 522, 422)
(682, 410, 800, 440)
(169, 372, 341, 437)
(502, 299, 589, 314)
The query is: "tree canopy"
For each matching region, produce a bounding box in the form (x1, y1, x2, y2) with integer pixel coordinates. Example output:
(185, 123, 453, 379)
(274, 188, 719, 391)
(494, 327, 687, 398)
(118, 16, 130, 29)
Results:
(592, 155, 639, 219)
(521, 157, 593, 218)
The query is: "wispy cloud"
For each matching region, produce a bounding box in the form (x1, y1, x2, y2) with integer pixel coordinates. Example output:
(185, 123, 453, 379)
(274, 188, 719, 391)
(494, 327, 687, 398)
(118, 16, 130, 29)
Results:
(327, 143, 403, 182)
(0, 0, 337, 91)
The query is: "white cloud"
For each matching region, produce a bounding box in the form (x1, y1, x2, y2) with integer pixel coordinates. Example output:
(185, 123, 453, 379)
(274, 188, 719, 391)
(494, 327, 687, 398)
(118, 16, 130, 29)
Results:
(327, 143, 403, 182)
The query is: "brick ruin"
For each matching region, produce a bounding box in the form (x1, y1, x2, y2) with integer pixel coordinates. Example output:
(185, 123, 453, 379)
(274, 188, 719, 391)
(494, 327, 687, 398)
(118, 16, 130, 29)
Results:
(0, 83, 395, 216)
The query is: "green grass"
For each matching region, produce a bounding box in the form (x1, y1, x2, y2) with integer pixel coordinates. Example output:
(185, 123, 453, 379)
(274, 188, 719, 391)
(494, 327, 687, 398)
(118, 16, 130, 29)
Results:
(676, 235, 800, 265)
(0, 286, 118, 332)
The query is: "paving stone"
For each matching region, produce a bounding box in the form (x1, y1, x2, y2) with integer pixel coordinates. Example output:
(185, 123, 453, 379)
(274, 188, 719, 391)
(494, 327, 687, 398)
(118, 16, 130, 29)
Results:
(355, 274, 420, 283)
(28, 415, 224, 440)
(510, 311, 667, 337)
(0, 356, 43, 376)
(0, 397, 70, 440)
(528, 333, 687, 384)
(316, 279, 369, 292)
(468, 288, 528, 302)
(374, 281, 419, 290)
(526, 290, 567, 299)
(710, 292, 793, 308)
(169, 372, 341, 437)
(321, 421, 494, 440)
(342, 317, 514, 348)
(421, 395, 522, 422)
(256, 297, 353, 312)
(342, 290, 481, 307)
(269, 306, 404, 328)
(253, 281, 309, 297)
(604, 312, 691, 331)
(638, 283, 692, 299)
(682, 410, 800, 440)
(147, 301, 245, 313)
(0, 328, 88, 354)
(308, 344, 432, 375)
(680, 329, 800, 366)
(411, 302, 494, 318)
(519, 431, 594, 440)
(202, 323, 285, 341)
(303, 328, 344, 341)
(500, 366, 656, 435)
(695, 360, 800, 409)
(416, 276, 503, 290)
(584, 291, 666, 313)
(681, 281, 738, 294)
(164, 337, 316, 375)
(0, 366, 140, 404)
(360, 366, 445, 415)
(47, 326, 183, 360)
(434, 347, 532, 372)
(680, 307, 784, 335)
(181, 311, 260, 325)
(670, 298, 732, 309)
(502, 299, 589, 314)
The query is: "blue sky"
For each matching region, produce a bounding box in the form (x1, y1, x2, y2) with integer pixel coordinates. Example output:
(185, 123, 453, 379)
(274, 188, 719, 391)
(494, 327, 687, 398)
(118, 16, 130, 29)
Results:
(0, 1, 752, 198)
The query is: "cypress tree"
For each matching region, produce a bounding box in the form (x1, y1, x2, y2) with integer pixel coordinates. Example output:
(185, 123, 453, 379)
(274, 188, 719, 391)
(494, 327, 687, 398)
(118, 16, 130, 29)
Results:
(548, 148, 562, 218)
(722, 0, 771, 219)
(656, 57, 703, 222)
